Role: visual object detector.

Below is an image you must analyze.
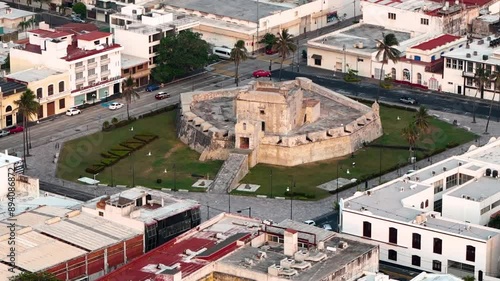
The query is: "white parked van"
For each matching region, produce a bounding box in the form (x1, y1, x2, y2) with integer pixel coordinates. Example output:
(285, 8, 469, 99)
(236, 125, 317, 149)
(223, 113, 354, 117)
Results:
(213, 46, 232, 59)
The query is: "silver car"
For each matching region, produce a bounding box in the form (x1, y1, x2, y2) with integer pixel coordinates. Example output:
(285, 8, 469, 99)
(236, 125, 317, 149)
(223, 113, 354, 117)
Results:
(0, 130, 10, 137)
(323, 224, 333, 231)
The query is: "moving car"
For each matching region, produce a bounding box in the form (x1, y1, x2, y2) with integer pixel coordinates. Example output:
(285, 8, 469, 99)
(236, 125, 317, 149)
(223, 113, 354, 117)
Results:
(304, 220, 316, 226)
(108, 102, 124, 110)
(155, 92, 170, 100)
(66, 108, 81, 116)
(400, 96, 417, 105)
(146, 84, 160, 92)
(323, 224, 333, 231)
(8, 125, 23, 134)
(0, 130, 10, 137)
(253, 70, 271, 78)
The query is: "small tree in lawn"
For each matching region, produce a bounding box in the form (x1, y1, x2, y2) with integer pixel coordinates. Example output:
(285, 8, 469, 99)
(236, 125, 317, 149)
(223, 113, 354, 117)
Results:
(375, 33, 401, 100)
(72, 2, 87, 18)
(471, 66, 490, 123)
(414, 106, 431, 134)
(402, 122, 419, 168)
(122, 77, 140, 120)
(230, 40, 248, 86)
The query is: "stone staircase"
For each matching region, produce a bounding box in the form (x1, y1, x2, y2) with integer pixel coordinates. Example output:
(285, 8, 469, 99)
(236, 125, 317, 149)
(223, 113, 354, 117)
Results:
(210, 153, 249, 193)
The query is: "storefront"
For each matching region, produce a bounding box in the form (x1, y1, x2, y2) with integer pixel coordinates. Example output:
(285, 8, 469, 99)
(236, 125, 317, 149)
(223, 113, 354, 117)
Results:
(71, 79, 123, 107)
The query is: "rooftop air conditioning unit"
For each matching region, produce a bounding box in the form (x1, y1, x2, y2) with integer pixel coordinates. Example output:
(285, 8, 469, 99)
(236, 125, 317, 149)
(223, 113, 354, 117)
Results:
(443, 167, 447, 171)
(483, 55, 488, 60)
(466, 53, 471, 58)
(473, 51, 478, 55)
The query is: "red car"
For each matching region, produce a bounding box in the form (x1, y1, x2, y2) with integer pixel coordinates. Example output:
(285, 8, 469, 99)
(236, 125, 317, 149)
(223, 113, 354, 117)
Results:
(253, 70, 271, 78)
(266, 48, 277, 55)
(8, 125, 24, 134)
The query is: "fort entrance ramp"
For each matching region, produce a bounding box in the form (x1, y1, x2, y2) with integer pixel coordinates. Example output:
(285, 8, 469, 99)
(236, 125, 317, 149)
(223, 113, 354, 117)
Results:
(210, 153, 249, 193)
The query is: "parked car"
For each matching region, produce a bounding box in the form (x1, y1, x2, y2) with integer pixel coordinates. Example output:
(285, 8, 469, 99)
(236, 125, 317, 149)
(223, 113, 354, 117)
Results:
(108, 102, 124, 110)
(0, 129, 10, 137)
(265, 48, 278, 55)
(252, 70, 271, 78)
(155, 92, 170, 100)
(8, 125, 23, 134)
(323, 224, 333, 231)
(399, 96, 417, 105)
(71, 15, 85, 23)
(146, 84, 160, 92)
(405, 169, 417, 175)
(66, 108, 81, 116)
(304, 220, 316, 226)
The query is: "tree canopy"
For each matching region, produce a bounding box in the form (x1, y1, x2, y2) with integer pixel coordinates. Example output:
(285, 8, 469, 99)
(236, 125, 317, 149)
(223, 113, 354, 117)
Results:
(72, 2, 87, 18)
(152, 31, 211, 83)
(9, 271, 59, 281)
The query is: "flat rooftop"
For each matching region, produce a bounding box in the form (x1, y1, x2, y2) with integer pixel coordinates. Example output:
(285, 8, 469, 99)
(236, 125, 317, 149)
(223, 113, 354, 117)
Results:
(163, 0, 291, 22)
(84, 187, 201, 225)
(6, 67, 65, 83)
(0, 151, 21, 167)
(190, 86, 368, 136)
(97, 214, 262, 281)
(121, 54, 149, 69)
(220, 234, 377, 281)
(443, 37, 500, 66)
(271, 219, 336, 243)
(0, 263, 19, 280)
(468, 143, 500, 165)
(0, 5, 35, 20)
(448, 176, 499, 201)
(310, 24, 412, 53)
(405, 158, 466, 182)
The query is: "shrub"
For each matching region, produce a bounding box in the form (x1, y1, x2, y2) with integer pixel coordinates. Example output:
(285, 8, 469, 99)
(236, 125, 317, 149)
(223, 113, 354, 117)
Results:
(72, 2, 87, 18)
(102, 157, 119, 166)
(102, 121, 110, 129)
(101, 152, 113, 158)
(156, 179, 162, 184)
(86, 164, 105, 174)
(301, 50, 307, 59)
(109, 149, 131, 158)
(134, 134, 158, 143)
(111, 117, 119, 125)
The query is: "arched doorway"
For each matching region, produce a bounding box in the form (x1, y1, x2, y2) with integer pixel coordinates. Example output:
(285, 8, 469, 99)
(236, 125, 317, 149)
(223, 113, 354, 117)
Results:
(391, 68, 396, 80)
(403, 69, 411, 82)
(429, 78, 439, 90)
(5, 105, 13, 127)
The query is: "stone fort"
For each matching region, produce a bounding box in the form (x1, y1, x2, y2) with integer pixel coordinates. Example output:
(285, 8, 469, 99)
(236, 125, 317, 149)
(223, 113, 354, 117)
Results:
(177, 77, 383, 193)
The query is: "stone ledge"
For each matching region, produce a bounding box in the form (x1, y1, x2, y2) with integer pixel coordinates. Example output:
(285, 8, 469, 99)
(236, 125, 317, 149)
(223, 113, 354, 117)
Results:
(275, 196, 286, 200)
(256, 195, 267, 198)
(161, 188, 172, 191)
(178, 189, 189, 192)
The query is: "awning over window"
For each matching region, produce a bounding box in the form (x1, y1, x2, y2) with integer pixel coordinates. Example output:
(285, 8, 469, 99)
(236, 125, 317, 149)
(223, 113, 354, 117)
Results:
(312, 54, 322, 60)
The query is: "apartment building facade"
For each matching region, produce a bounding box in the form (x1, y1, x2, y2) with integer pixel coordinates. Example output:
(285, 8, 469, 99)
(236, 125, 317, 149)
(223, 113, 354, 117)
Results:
(10, 23, 124, 107)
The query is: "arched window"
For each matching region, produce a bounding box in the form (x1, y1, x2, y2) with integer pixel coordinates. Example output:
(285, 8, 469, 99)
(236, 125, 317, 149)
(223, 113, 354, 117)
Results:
(425, 199, 429, 207)
(58, 81, 65, 92)
(243, 123, 246, 130)
(5, 105, 12, 112)
(48, 84, 54, 96)
(391, 68, 396, 80)
(417, 73, 422, 85)
(36, 88, 43, 99)
(420, 202, 424, 209)
(403, 69, 411, 81)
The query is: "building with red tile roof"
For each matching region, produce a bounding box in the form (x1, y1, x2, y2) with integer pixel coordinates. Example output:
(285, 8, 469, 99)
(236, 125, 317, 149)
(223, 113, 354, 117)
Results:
(411, 34, 462, 51)
(9, 21, 124, 109)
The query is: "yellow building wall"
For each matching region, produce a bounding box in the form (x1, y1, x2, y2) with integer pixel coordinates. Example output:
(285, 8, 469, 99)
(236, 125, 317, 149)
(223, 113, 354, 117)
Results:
(0, 92, 23, 129)
(27, 71, 71, 119)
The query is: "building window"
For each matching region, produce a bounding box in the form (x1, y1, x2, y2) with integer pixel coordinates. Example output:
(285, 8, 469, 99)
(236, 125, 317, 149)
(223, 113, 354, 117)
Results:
(391, 68, 396, 80)
(421, 18, 429, 25)
(6, 105, 12, 112)
(433, 260, 442, 272)
(94, 40, 100, 45)
(414, 55, 421, 61)
(458, 60, 463, 70)
(88, 69, 96, 76)
(36, 88, 43, 99)
(98, 211, 104, 216)
(417, 73, 422, 84)
(58, 81, 64, 92)
(466, 245, 475, 262)
(48, 84, 54, 96)
(76, 72, 84, 80)
(434, 179, 443, 193)
(446, 59, 451, 68)
(480, 205, 491, 215)
(389, 227, 398, 244)
(403, 69, 410, 81)
(446, 174, 458, 188)
(101, 65, 109, 72)
(466, 78, 473, 86)
(59, 99, 65, 109)
(388, 250, 397, 261)
(363, 221, 371, 238)
(243, 123, 246, 130)
(261, 121, 266, 132)
(420, 202, 424, 209)
(124, 68, 130, 74)
(433, 238, 442, 254)
(101, 54, 108, 60)
(452, 59, 457, 69)
(88, 58, 95, 64)
(412, 233, 421, 249)
(260, 109, 265, 114)
(388, 12, 396, 20)
(425, 199, 429, 207)
(412, 255, 421, 266)
(467, 61, 473, 72)
(76, 62, 83, 67)
(314, 58, 321, 66)
(137, 64, 144, 70)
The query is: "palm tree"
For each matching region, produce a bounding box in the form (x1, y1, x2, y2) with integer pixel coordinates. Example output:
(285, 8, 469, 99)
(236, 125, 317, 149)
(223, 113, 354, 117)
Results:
(122, 76, 140, 120)
(414, 106, 431, 133)
(472, 66, 490, 123)
(14, 89, 39, 171)
(230, 40, 248, 87)
(259, 33, 277, 52)
(273, 29, 297, 81)
(402, 122, 419, 169)
(485, 70, 500, 134)
(375, 33, 401, 100)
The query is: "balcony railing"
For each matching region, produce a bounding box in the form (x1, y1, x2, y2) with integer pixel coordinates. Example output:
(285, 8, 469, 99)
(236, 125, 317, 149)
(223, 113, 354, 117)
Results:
(101, 57, 111, 65)
(39, 90, 70, 103)
(88, 62, 97, 69)
(75, 65, 85, 72)
(88, 74, 98, 81)
(101, 70, 110, 77)
(76, 77, 85, 84)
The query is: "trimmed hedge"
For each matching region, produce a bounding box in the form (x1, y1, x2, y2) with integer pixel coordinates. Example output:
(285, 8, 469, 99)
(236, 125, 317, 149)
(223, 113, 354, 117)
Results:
(134, 134, 158, 142)
(86, 164, 105, 174)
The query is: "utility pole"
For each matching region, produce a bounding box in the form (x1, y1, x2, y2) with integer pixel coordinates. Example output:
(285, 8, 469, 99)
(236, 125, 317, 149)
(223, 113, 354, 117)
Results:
(255, 0, 260, 55)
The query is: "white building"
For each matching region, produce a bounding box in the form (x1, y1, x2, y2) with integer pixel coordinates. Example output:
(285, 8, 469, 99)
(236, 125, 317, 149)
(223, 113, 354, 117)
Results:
(81, 187, 202, 252)
(9, 22, 124, 107)
(0, 150, 25, 198)
(340, 137, 500, 280)
(371, 34, 467, 91)
(442, 36, 500, 100)
(411, 272, 466, 281)
(111, 6, 198, 67)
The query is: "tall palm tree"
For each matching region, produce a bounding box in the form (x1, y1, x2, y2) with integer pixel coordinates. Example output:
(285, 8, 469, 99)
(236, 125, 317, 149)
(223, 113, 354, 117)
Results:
(414, 106, 431, 133)
(273, 29, 297, 81)
(122, 76, 140, 120)
(18, 18, 36, 38)
(230, 40, 248, 87)
(472, 66, 490, 123)
(485, 70, 500, 134)
(375, 33, 401, 100)
(402, 122, 419, 169)
(14, 89, 39, 171)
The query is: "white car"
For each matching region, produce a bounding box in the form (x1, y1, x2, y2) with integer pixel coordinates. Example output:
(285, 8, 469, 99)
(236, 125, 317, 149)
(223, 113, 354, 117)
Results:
(304, 220, 316, 226)
(0, 130, 10, 137)
(66, 108, 81, 116)
(108, 102, 124, 110)
(323, 224, 333, 231)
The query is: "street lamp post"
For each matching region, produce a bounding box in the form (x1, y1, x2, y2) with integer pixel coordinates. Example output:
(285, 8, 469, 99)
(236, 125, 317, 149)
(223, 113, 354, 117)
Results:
(343, 44, 346, 73)
(130, 127, 135, 187)
(336, 164, 343, 203)
(105, 90, 108, 102)
(228, 190, 231, 213)
(286, 177, 294, 220)
(269, 60, 272, 81)
(270, 169, 273, 198)
(92, 93, 96, 105)
(379, 147, 383, 184)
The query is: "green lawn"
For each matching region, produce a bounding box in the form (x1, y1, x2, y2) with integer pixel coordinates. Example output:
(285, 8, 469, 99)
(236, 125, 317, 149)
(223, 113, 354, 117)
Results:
(56, 111, 223, 189)
(57, 105, 475, 198)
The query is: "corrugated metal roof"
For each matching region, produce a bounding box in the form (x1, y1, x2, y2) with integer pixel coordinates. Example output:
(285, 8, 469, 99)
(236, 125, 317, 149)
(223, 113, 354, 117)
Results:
(0, 263, 20, 280)
(0, 230, 86, 272)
